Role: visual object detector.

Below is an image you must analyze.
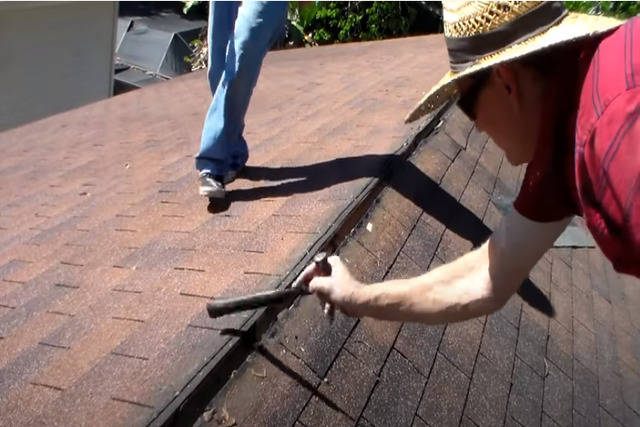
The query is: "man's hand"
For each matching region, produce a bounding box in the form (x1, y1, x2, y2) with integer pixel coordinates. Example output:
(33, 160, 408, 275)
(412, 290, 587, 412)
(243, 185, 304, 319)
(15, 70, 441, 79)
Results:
(299, 256, 364, 317)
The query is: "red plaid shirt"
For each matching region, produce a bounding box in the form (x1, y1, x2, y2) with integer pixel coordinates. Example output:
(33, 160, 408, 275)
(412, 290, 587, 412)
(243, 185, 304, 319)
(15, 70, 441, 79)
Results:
(514, 17, 640, 277)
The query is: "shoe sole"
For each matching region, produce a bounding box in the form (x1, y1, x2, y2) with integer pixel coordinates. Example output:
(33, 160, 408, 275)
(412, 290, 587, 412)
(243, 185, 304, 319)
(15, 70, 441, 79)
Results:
(199, 187, 226, 199)
(198, 167, 241, 198)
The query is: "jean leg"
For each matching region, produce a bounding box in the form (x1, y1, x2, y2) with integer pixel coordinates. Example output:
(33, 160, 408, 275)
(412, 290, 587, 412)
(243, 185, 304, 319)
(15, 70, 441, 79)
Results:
(196, 1, 240, 175)
(227, 1, 288, 167)
(195, 1, 288, 176)
(206, 1, 238, 95)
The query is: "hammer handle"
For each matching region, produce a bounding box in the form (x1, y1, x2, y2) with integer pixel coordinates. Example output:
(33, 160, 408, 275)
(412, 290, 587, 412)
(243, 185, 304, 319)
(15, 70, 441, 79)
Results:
(206, 252, 332, 318)
(206, 287, 304, 318)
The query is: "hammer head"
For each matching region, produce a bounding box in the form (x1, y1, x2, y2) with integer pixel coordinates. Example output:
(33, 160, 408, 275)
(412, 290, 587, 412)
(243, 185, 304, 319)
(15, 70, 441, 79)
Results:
(314, 252, 332, 276)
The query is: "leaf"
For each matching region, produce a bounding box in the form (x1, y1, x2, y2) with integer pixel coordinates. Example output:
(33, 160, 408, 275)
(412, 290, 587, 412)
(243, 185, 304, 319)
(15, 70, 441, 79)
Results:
(215, 405, 236, 427)
(299, 3, 317, 27)
(202, 408, 215, 422)
(250, 367, 267, 378)
(182, 1, 201, 15)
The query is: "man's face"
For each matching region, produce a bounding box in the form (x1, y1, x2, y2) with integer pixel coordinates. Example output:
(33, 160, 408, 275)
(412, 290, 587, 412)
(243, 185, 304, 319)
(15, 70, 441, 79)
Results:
(456, 65, 542, 165)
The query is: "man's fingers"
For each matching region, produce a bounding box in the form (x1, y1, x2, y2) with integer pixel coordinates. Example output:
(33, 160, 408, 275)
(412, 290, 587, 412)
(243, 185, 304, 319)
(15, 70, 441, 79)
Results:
(294, 262, 318, 288)
(327, 255, 342, 270)
(302, 261, 319, 279)
(324, 302, 335, 323)
(308, 276, 333, 295)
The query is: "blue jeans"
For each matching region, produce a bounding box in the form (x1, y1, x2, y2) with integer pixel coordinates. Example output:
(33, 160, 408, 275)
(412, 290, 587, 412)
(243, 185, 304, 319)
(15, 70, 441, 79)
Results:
(195, 1, 288, 177)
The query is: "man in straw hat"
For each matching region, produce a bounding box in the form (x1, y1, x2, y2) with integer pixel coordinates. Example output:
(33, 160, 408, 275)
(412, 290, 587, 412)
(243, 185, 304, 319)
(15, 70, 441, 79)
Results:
(301, 2, 638, 324)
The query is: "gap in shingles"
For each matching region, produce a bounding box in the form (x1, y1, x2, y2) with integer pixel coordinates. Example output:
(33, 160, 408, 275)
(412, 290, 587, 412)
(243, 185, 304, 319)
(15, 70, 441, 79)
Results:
(243, 271, 281, 277)
(77, 228, 90, 232)
(112, 316, 145, 324)
(115, 214, 136, 218)
(318, 197, 351, 202)
(221, 229, 252, 234)
(110, 351, 149, 361)
(243, 249, 264, 254)
(30, 382, 64, 392)
(110, 397, 154, 409)
(115, 228, 137, 233)
(65, 242, 90, 248)
(166, 230, 190, 234)
(272, 213, 302, 218)
(162, 214, 185, 218)
(82, 183, 96, 187)
(179, 292, 213, 300)
(54, 283, 80, 289)
(160, 200, 180, 205)
(287, 231, 318, 235)
(187, 323, 227, 332)
(3, 279, 25, 284)
(28, 226, 43, 231)
(158, 190, 176, 194)
(179, 247, 197, 252)
(46, 310, 74, 318)
(174, 267, 206, 273)
(60, 261, 84, 267)
(0, 303, 16, 309)
(112, 288, 143, 294)
(38, 341, 71, 350)
(34, 213, 52, 218)
(116, 191, 135, 195)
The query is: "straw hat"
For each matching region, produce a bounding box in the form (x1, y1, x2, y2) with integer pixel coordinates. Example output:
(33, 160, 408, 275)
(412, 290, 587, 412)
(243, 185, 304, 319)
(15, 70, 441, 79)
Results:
(404, 1, 623, 123)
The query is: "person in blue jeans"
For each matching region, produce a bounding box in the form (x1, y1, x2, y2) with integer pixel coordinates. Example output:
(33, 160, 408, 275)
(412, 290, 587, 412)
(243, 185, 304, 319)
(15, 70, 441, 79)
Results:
(196, 1, 289, 199)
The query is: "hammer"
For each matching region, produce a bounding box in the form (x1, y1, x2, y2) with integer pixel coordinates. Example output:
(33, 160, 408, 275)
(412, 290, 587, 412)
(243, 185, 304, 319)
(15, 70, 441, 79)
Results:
(207, 252, 332, 318)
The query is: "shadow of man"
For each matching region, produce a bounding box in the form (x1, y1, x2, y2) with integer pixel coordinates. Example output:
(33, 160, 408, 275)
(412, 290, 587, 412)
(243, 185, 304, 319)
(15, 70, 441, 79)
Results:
(210, 152, 553, 316)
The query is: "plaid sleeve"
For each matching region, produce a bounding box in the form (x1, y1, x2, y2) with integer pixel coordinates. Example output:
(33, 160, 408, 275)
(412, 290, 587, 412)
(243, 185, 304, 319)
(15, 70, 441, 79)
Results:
(575, 87, 640, 276)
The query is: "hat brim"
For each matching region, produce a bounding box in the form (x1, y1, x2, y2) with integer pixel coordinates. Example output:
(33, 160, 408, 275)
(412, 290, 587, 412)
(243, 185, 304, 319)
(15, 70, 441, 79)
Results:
(404, 12, 624, 124)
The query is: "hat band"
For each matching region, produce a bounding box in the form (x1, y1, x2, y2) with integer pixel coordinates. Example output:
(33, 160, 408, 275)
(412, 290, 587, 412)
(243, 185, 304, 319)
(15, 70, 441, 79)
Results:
(446, 1, 568, 72)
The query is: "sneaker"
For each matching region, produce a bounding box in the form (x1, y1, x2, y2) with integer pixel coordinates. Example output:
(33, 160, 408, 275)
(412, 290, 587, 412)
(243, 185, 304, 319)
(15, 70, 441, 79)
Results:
(223, 169, 238, 184)
(199, 173, 225, 199)
(224, 163, 245, 184)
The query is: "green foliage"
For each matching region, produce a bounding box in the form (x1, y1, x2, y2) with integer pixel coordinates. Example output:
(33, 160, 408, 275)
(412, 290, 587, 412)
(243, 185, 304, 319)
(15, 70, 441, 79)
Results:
(564, 1, 640, 19)
(287, 2, 320, 47)
(308, 1, 421, 44)
(185, 38, 208, 71)
(182, 1, 442, 64)
(182, 1, 201, 15)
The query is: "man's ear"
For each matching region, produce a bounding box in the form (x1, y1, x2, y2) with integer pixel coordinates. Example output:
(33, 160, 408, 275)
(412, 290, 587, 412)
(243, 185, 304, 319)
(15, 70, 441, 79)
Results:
(493, 64, 521, 106)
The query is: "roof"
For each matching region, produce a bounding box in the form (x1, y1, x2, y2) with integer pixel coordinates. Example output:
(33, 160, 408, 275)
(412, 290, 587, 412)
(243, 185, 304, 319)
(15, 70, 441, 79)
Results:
(196, 106, 640, 427)
(0, 34, 451, 425)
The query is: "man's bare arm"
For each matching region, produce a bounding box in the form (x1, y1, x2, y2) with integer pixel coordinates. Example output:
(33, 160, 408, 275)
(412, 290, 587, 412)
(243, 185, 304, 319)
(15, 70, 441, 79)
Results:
(313, 211, 571, 324)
